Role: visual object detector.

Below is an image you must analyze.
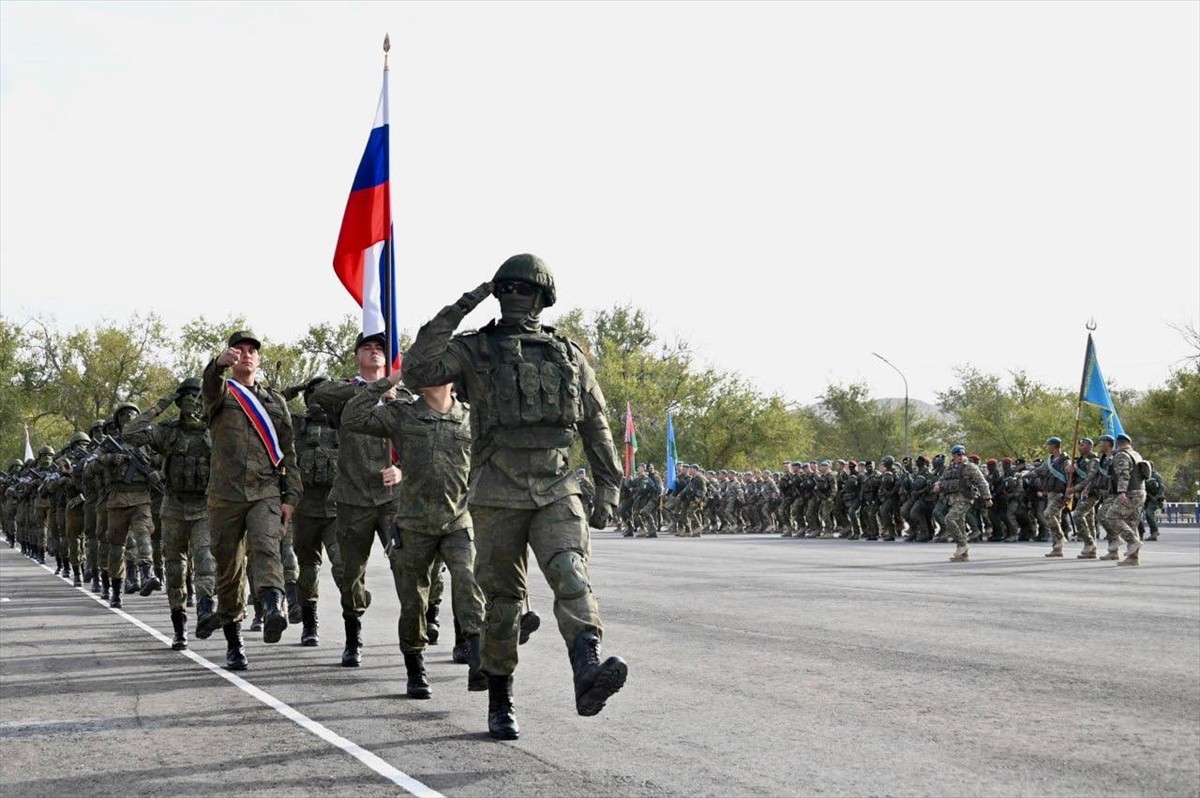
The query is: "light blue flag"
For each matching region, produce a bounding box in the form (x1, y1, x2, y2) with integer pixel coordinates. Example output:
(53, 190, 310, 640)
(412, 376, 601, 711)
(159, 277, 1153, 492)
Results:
(1080, 335, 1126, 440)
(665, 411, 678, 491)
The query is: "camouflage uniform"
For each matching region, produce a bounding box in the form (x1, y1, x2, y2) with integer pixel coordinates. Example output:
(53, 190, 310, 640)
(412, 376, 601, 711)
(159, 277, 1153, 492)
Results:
(1036, 447, 1072, 554)
(1102, 441, 1146, 565)
(202, 357, 302, 627)
(342, 385, 486, 663)
(936, 453, 991, 560)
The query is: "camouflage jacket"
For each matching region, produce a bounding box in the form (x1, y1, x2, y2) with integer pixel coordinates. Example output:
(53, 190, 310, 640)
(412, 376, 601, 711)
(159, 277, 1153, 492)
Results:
(202, 358, 301, 505)
(402, 305, 621, 511)
(342, 381, 471, 534)
(310, 379, 401, 509)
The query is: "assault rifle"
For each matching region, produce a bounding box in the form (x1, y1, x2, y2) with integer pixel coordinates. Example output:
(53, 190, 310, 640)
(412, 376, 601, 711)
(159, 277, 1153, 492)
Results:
(99, 435, 163, 493)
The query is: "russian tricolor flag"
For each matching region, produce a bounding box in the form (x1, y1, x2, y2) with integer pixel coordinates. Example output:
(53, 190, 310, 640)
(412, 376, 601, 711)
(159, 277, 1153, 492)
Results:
(333, 69, 400, 370)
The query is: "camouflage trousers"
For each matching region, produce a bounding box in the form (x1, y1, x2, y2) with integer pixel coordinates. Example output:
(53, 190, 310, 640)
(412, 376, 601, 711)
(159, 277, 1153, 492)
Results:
(818, 497, 836, 532)
(1102, 491, 1145, 548)
(106, 503, 153, 580)
(472, 495, 601, 677)
(293, 513, 343, 607)
(944, 495, 972, 547)
(65, 505, 85, 567)
(1042, 493, 1069, 549)
(877, 497, 899, 539)
(92, 504, 108, 575)
(843, 498, 861, 537)
(336, 502, 397, 620)
(1071, 493, 1101, 547)
(208, 497, 283, 625)
(162, 514, 214, 612)
(389, 524, 484, 655)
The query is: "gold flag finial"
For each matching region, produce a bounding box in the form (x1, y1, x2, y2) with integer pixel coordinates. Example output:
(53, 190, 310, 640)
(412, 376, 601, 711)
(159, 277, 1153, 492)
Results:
(1086, 317, 1097, 331)
(383, 33, 390, 70)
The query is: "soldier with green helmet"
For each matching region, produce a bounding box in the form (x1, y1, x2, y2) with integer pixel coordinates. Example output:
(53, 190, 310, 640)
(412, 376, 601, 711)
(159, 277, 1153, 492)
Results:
(59, 432, 92, 586)
(124, 377, 215, 650)
(283, 375, 345, 647)
(101, 403, 161, 607)
(403, 254, 627, 741)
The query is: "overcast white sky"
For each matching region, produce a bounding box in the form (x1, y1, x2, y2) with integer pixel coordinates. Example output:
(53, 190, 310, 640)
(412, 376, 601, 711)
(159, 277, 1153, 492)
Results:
(2, 1, 1197, 405)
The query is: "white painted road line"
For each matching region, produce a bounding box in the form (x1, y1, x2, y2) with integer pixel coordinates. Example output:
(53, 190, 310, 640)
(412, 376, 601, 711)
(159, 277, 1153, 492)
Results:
(19, 557, 443, 798)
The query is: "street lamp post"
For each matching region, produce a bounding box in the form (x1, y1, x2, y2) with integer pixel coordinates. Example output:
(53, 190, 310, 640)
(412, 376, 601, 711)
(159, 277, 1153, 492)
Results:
(872, 352, 909, 459)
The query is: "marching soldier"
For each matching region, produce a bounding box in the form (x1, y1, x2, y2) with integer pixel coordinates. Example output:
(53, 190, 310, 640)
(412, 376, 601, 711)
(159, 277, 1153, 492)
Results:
(933, 445, 992, 562)
(403, 254, 627, 741)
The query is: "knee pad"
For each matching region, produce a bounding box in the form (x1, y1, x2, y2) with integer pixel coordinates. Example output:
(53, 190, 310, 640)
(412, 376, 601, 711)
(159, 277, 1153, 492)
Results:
(545, 550, 589, 601)
(486, 597, 521, 641)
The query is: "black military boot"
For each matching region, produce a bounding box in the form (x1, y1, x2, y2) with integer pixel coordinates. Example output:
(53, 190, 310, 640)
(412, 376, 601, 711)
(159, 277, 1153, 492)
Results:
(109, 586, 122, 609)
(452, 617, 469, 664)
(170, 609, 188, 650)
(425, 603, 441, 645)
(223, 621, 248, 671)
(261, 588, 288, 644)
(300, 603, 319, 647)
(519, 610, 541, 645)
(124, 562, 139, 594)
(487, 675, 519, 740)
(285, 582, 302, 624)
(72, 564, 83, 587)
(100, 571, 111, 601)
(185, 572, 195, 607)
(54, 555, 64, 575)
(404, 651, 432, 699)
(36, 546, 46, 565)
(195, 595, 219, 639)
(138, 562, 162, 596)
(90, 569, 102, 594)
(466, 634, 486, 692)
(341, 617, 362, 667)
(569, 631, 628, 717)
(249, 594, 264, 633)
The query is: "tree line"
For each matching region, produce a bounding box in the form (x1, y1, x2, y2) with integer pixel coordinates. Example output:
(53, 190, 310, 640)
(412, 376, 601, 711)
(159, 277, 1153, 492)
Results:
(3, 308, 1196, 500)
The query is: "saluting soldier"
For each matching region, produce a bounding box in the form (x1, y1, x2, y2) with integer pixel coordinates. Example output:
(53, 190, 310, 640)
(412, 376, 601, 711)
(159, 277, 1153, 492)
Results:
(195, 331, 301, 671)
(403, 254, 627, 741)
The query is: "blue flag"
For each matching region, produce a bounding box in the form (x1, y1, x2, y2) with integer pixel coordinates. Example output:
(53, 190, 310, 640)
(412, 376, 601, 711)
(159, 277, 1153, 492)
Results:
(1080, 335, 1126, 440)
(665, 411, 678, 491)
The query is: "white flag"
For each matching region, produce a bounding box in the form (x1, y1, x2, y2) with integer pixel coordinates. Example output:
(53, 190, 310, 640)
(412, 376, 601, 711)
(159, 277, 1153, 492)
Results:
(23, 424, 33, 462)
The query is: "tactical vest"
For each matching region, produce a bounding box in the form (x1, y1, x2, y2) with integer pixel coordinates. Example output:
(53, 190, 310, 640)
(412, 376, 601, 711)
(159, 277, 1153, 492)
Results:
(477, 328, 584, 449)
(296, 417, 339, 489)
(911, 472, 930, 493)
(163, 424, 212, 495)
(1111, 449, 1146, 493)
(940, 463, 964, 495)
(861, 472, 880, 501)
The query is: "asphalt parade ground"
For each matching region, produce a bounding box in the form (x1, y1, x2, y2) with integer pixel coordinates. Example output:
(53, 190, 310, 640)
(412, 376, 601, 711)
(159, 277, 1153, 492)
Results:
(2, 527, 1198, 798)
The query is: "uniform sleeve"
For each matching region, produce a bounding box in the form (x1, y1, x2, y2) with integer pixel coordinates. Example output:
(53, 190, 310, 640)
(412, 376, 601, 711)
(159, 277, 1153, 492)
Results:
(309, 380, 360, 430)
(274, 393, 303, 506)
(970, 464, 992, 500)
(401, 304, 471, 389)
(1114, 452, 1132, 493)
(122, 409, 169, 453)
(202, 358, 227, 422)
(575, 352, 622, 507)
(341, 379, 402, 447)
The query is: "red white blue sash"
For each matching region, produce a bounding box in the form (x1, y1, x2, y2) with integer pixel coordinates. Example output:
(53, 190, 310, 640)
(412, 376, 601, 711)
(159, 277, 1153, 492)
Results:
(226, 380, 284, 467)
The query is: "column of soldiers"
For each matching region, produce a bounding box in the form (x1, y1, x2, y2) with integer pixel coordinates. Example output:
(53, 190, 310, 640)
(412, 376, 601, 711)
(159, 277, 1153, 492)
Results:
(1, 254, 629, 742)
(607, 434, 1159, 565)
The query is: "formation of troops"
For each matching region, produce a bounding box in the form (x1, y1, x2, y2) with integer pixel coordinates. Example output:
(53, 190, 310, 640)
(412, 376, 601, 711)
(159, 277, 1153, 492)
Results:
(0, 255, 629, 741)
(615, 436, 1166, 563)
(0, 254, 1172, 742)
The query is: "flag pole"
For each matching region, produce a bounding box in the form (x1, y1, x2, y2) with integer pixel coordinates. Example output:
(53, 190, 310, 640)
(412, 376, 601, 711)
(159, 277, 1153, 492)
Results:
(382, 33, 394, 377)
(1064, 320, 1097, 510)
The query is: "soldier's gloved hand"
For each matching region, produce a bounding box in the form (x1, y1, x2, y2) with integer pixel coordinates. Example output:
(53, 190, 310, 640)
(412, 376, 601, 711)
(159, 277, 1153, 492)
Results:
(455, 282, 494, 314)
(155, 396, 174, 412)
(281, 384, 305, 401)
(588, 499, 616, 531)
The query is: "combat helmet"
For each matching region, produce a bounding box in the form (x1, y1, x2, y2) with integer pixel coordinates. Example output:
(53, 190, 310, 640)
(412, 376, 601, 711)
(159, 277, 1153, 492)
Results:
(37, 444, 55, 458)
(69, 431, 91, 446)
(492, 254, 556, 307)
(177, 377, 202, 394)
(8, 460, 21, 474)
(114, 402, 140, 418)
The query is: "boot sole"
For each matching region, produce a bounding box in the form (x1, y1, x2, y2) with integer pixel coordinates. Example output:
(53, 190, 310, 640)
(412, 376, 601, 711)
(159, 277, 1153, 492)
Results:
(195, 616, 221, 640)
(139, 579, 162, 597)
(226, 660, 248, 671)
(519, 613, 541, 645)
(172, 641, 188, 651)
(576, 658, 628, 717)
(300, 638, 319, 647)
(488, 727, 519, 740)
(407, 688, 432, 699)
(263, 613, 288, 644)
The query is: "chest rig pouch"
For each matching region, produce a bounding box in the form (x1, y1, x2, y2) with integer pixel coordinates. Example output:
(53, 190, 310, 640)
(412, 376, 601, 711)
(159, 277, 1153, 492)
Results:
(479, 328, 583, 448)
(298, 420, 339, 488)
(165, 425, 212, 495)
